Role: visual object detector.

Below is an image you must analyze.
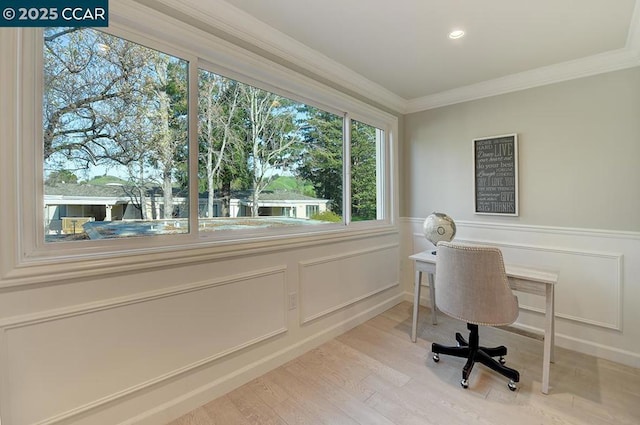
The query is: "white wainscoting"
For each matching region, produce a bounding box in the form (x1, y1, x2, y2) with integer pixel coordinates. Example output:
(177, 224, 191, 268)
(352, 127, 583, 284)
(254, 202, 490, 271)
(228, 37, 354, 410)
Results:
(402, 218, 640, 368)
(0, 266, 288, 425)
(421, 236, 623, 331)
(299, 244, 400, 324)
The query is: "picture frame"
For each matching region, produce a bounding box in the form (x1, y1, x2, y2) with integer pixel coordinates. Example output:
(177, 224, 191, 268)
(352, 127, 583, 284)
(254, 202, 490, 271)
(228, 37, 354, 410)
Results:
(472, 133, 518, 216)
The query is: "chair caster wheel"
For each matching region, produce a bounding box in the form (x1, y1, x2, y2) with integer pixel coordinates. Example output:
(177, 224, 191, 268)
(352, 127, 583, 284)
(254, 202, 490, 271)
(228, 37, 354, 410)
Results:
(461, 379, 469, 389)
(432, 353, 440, 362)
(499, 356, 506, 365)
(508, 380, 517, 391)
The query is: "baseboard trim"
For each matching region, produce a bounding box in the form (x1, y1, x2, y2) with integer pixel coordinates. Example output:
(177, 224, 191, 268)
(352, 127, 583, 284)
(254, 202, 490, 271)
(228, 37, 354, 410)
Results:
(514, 323, 640, 369)
(119, 292, 405, 425)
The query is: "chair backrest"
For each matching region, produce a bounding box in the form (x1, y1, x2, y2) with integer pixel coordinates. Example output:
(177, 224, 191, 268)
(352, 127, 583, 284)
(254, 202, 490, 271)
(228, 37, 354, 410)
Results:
(435, 241, 519, 326)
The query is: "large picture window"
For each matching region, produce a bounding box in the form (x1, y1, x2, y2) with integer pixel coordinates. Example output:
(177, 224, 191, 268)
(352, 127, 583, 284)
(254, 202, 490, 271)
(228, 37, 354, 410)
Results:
(43, 27, 189, 241)
(197, 68, 343, 232)
(38, 25, 393, 245)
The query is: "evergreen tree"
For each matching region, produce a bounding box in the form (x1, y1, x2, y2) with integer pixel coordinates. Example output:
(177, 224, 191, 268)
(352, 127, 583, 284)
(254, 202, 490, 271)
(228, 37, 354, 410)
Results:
(350, 121, 378, 221)
(296, 107, 344, 215)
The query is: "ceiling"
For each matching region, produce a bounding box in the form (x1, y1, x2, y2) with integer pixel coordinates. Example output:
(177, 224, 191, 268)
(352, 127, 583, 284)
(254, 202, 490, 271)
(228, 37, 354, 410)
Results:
(153, 0, 640, 112)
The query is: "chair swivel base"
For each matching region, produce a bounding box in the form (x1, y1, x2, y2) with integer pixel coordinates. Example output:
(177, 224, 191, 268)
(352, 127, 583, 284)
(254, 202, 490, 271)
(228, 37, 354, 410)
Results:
(431, 323, 520, 391)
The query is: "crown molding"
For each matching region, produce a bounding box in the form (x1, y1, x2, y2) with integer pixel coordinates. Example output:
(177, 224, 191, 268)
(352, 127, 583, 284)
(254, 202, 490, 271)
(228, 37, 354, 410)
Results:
(405, 47, 640, 113)
(407, 2, 640, 113)
(140, 0, 640, 116)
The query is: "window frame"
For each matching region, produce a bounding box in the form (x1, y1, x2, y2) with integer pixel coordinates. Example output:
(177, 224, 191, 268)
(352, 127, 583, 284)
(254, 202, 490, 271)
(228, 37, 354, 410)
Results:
(346, 115, 389, 225)
(39, 25, 200, 248)
(2, 1, 398, 286)
(195, 59, 353, 241)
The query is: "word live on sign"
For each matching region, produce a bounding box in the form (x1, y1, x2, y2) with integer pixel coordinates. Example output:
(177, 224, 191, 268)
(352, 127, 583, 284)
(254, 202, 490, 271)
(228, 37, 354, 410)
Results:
(474, 136, 517, 214)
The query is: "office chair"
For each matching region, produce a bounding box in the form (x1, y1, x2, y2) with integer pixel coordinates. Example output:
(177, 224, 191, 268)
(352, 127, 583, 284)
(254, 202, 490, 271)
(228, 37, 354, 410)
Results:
(431, 241, 520, 391)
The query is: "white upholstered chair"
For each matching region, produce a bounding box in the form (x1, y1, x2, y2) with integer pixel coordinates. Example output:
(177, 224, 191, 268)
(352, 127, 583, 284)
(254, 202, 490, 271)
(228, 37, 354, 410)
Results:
(431, 241, 520, 391)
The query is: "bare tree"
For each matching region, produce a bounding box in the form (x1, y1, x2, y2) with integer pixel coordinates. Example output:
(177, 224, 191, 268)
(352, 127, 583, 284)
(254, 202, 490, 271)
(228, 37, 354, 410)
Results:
(199, 72, 242, 217)
(44, 27, 188, 220)
(147, 55, 179, 219)
(44, 28, 157, 169)
(242, 86, 299, 217)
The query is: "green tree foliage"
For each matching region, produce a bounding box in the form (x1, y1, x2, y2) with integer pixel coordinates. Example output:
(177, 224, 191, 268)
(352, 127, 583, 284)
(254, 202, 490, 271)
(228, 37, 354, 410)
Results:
(45, 170, 78, 185)
(296, 106, 344, 214)
(296, 111, 378, 221)
(350, 121, 378, 221)
(164, 61, 190, 194)
(265, 176, 315, 197)
(310, 210, 342, 222)
(87, 175, 128, 185)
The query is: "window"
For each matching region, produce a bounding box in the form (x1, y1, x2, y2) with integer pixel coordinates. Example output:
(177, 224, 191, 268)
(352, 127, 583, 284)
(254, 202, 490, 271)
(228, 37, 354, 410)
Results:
(306, 205, 319, 218)
(197, 69, 343, 232)
(350, 120, 383, 222)
(43, 27, 189, 242)
(31, 15, 394, 249)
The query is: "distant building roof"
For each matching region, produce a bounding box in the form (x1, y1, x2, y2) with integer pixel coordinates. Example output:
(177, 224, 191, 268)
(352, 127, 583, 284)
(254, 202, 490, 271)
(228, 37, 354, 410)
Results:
(44, 183, 326, 203)
(235, 190, 326, 202)
(45, 183, 130, 197)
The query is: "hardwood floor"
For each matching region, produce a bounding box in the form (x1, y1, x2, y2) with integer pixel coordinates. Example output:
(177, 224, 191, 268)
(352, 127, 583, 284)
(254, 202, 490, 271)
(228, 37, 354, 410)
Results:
(167, 302, 640, 425)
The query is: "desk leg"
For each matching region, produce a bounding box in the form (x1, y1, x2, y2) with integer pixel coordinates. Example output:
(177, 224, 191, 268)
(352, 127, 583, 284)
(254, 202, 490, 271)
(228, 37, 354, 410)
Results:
(411, 270, 422, 343)
(550, 284, 555, 364)
(427, 272, 437, 325)
(542, 283, 555, 394)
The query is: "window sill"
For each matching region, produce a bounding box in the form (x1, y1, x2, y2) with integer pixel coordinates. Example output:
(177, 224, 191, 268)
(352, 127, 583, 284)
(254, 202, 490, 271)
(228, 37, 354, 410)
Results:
(2, 223, 398, 288)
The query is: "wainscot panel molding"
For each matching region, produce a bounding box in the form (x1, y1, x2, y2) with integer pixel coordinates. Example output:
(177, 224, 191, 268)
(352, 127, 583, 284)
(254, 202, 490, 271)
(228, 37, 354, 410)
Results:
(411, 232, 623, 331)
(120, 293, 405, 425)
(401, 217, 640, 368)
(0, 266, 288, 425)
(455, 239, 622, 331)
(299, 244, 400, 324)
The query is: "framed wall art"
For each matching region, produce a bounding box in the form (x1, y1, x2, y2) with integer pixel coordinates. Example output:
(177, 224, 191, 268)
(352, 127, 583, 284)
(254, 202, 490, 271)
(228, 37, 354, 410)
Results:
(473, 133, 518, 216)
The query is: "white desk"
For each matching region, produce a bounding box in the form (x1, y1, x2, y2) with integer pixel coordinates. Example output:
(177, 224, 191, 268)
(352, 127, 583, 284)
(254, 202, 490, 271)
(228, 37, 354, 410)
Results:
(409, 250, 558, 394)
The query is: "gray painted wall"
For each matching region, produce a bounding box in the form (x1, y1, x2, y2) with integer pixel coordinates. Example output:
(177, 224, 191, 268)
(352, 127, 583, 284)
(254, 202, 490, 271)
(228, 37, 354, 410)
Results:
(403, 67, 640, 232)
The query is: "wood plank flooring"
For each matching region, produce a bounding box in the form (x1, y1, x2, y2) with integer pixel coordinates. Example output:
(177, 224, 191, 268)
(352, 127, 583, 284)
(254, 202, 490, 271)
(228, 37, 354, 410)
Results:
(167, 302, 640, 425)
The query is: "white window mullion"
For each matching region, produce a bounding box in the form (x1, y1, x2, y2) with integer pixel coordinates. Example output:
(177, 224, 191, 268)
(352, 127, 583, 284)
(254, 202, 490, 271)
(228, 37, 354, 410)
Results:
(343, 114, 351, 226)
(25, 28, 46, 252)
(376, 128, 385, 220)
(188, 59, 199, 237)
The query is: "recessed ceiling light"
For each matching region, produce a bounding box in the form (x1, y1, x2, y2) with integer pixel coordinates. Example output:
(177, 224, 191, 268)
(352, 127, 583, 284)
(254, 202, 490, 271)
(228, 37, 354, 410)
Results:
(448, 30, 465, 39)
